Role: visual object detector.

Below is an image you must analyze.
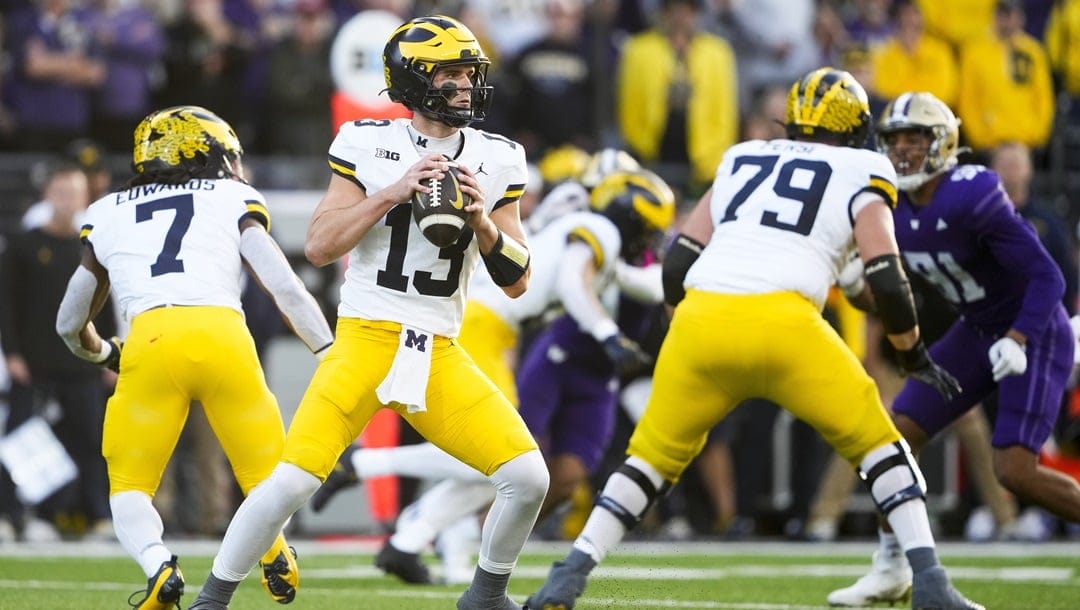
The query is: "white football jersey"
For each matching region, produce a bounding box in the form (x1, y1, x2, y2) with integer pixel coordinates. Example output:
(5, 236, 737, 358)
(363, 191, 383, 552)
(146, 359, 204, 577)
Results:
(470, 210, 622, 330)
(685, 139, 898, 310)
(328, 118, 528, 337)
(81, 179, 270, 322)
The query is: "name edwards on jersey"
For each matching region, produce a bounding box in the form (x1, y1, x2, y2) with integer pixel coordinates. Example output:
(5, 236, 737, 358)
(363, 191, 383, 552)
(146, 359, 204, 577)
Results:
(114, 180, 218, 204)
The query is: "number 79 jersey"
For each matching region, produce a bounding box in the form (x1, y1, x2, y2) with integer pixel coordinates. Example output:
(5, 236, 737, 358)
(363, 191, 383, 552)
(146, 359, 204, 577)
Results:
(685, 139, 898, 310)
(80, 179, 269, 322)
(329, 119, 528, 338)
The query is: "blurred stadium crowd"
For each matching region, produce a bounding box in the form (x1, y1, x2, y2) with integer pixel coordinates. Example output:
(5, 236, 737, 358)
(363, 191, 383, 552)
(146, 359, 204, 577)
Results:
(1, 0, 1079, 549)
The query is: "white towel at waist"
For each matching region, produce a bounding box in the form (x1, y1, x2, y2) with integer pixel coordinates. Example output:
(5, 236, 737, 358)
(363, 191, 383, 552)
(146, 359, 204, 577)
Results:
(376, 325, 433, 413)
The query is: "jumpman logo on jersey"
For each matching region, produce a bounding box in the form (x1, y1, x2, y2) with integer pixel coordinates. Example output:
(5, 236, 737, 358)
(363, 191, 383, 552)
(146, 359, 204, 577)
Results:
(476, 162, 488, 176)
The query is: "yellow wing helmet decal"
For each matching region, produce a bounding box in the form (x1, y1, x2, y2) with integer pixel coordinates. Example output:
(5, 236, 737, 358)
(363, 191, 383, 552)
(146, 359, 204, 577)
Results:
(394, 16, 483, 73)
(787, 67, 870, 138)
(133, 106, 240, 171)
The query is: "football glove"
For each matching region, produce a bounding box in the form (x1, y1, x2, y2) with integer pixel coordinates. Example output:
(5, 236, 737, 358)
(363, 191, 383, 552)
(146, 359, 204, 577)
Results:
(988, 336, 1026, 381)
(836, 250, 865, 299)
(101, 337, 122, 373)
(602, 334, 653, 378)
(895, 340, 961, 400)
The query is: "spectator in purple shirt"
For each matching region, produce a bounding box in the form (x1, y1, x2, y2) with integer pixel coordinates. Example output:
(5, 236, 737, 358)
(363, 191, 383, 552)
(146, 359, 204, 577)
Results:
(829, 91, 1080, 607)
(84, 0, 165, 152)
(4, 0, 105, 151)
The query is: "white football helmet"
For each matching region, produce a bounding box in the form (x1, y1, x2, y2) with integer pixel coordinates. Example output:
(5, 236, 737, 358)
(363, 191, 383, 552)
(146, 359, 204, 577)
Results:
(876, 92, 962, 191)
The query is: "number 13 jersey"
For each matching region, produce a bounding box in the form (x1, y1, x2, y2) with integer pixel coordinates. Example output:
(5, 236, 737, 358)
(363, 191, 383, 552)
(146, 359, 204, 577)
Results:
(328, 119, 528, 338)
(685, 138, 898, 310)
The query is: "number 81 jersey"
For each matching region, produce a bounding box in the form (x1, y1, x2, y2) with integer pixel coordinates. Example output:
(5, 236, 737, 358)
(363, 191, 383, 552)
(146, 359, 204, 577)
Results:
(685, 139, 897, 310)
(80, 179, 268, 322)
(329, 119, 528, 338)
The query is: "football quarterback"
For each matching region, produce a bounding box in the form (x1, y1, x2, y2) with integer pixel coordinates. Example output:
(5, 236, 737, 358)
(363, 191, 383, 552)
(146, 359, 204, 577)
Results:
(189, 16, 547, 610)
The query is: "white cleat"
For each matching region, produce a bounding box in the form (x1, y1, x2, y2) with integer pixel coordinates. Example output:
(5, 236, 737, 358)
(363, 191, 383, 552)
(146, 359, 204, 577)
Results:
(828, 550, 912, 607)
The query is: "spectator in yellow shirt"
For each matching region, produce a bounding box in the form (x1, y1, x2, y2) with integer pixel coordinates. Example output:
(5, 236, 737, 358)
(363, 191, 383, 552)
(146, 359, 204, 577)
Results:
(957, 0, 1055, 153)
(916, 0, 997, 49)
(1045, 0, 1080, 106)
(871, 0, 958, 107)
(617, 0, 738, 196)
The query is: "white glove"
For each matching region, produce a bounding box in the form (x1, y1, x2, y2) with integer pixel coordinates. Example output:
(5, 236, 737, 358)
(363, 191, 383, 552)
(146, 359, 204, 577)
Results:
(836, 252, 865, 298)
(988, 337, 1026, 381)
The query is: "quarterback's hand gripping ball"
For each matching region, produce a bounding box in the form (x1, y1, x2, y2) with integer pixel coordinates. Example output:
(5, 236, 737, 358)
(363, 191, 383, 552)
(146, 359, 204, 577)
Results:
(412, 160, 472, 248)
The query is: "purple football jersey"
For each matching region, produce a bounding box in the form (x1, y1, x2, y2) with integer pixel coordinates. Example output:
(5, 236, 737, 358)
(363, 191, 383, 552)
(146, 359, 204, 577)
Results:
(891, 166, 1073, 451)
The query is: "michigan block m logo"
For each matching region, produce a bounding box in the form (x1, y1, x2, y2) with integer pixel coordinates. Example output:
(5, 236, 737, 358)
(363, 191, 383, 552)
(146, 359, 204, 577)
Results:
(405, 329, 428, 352)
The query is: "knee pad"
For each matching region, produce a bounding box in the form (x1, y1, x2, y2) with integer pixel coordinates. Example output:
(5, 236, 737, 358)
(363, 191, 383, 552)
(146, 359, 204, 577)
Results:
(595, 458, 672, 530)
(490, 449, 549, 505)
(858, 440, 927, 516)
(272, 462, 322, 504)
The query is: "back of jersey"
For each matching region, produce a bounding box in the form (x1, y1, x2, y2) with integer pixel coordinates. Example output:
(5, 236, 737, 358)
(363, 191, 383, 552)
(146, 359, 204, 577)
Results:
(685, 139, 897, 310)
(81, 179, 266, 322)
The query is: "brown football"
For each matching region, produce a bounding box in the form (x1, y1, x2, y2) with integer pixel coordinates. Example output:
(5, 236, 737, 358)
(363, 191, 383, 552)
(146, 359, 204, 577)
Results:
(411, 162, 472, 248)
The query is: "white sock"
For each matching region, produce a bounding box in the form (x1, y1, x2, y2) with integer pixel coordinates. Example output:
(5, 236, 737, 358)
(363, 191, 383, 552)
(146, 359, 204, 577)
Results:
(391, 479, 495, 553)
(477, 450, 548, 574)
(572, 456, 666, 564)
(885, 500, 935, 553)
(110, 491, 172, 577)
(211, 463, 320, 582)
(353, 443, 485, 481)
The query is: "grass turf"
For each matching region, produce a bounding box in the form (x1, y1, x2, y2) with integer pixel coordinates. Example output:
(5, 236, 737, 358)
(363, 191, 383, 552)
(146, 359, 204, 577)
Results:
(0, 541, 1077, 609)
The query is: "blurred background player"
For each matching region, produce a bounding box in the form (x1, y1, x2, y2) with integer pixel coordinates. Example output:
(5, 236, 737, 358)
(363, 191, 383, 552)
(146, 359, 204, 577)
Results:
(54, 105, 333, 609)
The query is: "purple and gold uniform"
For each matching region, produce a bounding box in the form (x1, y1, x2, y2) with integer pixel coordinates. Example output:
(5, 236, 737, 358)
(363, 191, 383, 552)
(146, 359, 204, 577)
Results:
(892, 165, 1073, 452)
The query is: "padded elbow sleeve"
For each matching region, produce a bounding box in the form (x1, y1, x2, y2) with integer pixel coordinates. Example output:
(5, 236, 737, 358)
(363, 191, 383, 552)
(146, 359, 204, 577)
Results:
(864, 254, 918, 335)
(483, 231, 530, 287)
(662, 234, 704, 307)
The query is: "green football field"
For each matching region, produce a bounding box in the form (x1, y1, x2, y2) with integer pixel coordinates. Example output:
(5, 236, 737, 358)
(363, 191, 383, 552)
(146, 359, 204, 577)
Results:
(0, 539, 1077, 609)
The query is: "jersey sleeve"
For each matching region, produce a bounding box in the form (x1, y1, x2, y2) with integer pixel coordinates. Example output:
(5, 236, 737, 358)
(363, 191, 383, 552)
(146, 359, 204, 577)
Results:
(327, 122, 368, 191)
(491, 141, 529, 213)
(849, 151, 899, 223)
(566, 216, 621, 271)
(233, 183, 271, 231)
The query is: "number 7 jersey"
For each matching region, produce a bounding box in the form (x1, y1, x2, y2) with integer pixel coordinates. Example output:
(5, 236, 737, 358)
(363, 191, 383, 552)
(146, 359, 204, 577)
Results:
(685, 138, 897, 310)
(80, 179, 270, 322)
(328, 119, 528, 337)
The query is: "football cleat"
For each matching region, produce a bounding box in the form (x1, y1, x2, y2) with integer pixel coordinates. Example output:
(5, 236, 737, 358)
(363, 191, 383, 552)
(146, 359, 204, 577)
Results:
(911, 566, 985, 610)
(260, 545, 299, 604)
(375, 540, 435, 585)
(310, 444, 361, 513)
(524, 549, 596, 610)
(128, 555, 184, 610)
(827, 550, 912, 607)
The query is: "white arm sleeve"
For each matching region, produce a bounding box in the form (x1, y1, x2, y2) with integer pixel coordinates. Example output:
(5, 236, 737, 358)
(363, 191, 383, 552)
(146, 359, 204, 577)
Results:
(240, 227, 334, 356)
(55, 266, 112, 363)
(556, 241, 618, 342)
(615, 260, 664, 304)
